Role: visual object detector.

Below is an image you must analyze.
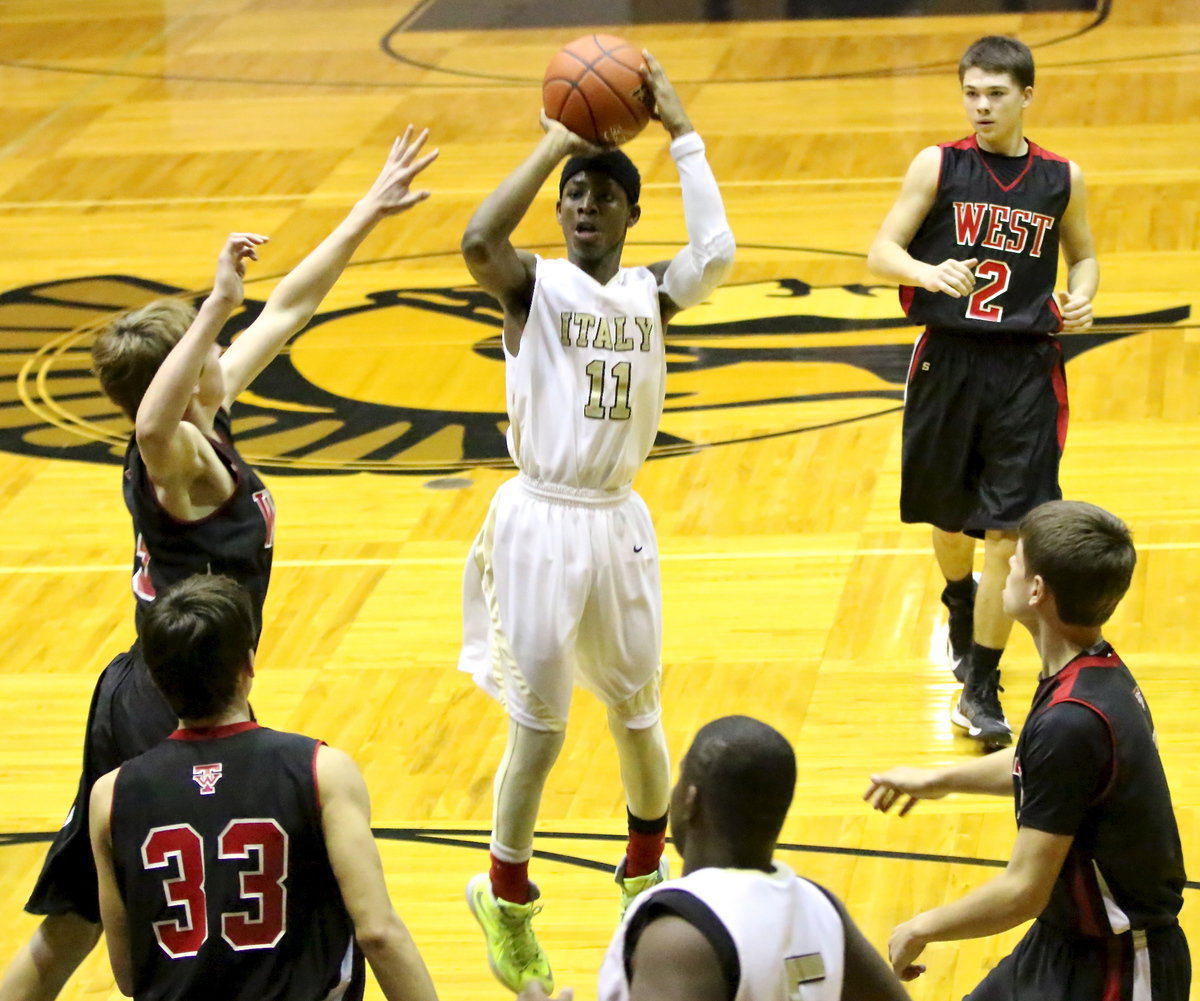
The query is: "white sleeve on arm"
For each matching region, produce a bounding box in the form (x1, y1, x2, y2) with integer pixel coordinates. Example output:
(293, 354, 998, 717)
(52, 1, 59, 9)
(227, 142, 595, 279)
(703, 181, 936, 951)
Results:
(661, 132, 736, 309)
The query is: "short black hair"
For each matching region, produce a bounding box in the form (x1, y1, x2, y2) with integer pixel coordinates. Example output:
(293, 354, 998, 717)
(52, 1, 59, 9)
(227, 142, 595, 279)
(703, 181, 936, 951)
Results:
(959, 35, 1035, 90)
(683, 716, 796, 847)
(1019, 500, 1136, 627)
(141, 575, 255, 720)
(559, 149, 641, 206)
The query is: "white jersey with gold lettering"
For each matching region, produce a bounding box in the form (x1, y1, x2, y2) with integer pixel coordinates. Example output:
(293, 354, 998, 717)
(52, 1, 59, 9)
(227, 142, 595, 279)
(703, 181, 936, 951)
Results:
(598, 862, 846, 1001)
(506, 256, 666, 491)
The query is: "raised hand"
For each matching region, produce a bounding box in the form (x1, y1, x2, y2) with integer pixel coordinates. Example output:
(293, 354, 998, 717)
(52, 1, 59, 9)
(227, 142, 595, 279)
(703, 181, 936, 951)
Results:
(211, 232, 269, 307)
(360, 126, 439, 217)
(863, 766, 948, 816)
(1056, 289, 1094, 331)
(640, 49, 693, 139)
(920, 257, 977, 298)
(539, 109, 604, 158)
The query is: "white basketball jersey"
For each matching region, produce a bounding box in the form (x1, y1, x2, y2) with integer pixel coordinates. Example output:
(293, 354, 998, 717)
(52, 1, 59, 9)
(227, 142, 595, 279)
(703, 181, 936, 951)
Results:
(597, 862, 846, 1001)
(505, 256, 666, 491)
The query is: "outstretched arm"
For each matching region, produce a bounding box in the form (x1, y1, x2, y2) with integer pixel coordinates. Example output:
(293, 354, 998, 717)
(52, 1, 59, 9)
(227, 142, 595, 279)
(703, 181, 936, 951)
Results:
(89, 770, 134, 997)
(865, 747, 1016, 816)
(461, 116, 599, 350)
(220, 128, 438, 406)
(317, 745, 438, 1001)
(135, 233, 266, 487)
(642, 51, 734, 323)
(1055, 161, 1098, 332)
(867, 146, 977, 298)
(887, 826, 1073, 981)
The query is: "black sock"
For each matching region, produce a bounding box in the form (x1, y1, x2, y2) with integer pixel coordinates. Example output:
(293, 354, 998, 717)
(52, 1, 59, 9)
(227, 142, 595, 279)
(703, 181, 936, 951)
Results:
(942, 574, 975, 604)
(627, 808, 669, 835)
(969, 643, 1003, 679)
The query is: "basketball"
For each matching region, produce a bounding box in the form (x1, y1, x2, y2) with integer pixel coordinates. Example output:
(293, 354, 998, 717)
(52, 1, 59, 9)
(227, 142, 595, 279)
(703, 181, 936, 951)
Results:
(543, 34, 651, 147)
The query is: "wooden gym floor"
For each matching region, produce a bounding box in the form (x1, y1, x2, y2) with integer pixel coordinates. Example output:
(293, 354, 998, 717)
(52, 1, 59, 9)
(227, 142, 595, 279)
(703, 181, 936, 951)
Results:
(0, 0, 1197, 997)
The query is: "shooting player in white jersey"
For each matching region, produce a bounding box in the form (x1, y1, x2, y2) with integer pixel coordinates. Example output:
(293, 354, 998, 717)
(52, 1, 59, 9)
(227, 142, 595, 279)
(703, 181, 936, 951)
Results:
(520, 716, 912, 1001)
(457, 51, 735, 993)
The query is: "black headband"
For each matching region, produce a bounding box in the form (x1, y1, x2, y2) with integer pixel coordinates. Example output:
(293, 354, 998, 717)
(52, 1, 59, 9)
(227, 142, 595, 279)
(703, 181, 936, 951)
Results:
(558, 149, 641, 206)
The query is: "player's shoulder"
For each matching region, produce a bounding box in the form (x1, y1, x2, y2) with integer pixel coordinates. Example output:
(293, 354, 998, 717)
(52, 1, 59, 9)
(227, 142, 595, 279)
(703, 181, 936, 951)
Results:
(901, 145, 945, 186)
(1031, 695, 1110, 745)
(313, 742, 365, 790)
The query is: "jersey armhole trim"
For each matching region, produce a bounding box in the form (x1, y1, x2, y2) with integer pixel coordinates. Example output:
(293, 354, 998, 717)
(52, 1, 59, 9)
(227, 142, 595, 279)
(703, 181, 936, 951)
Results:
(312, 739, 327, 811)
(623, 888, 739, 1000)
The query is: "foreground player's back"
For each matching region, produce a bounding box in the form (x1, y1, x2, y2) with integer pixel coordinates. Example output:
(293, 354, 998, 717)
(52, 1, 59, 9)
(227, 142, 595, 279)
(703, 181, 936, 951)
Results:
(111, 723, 361, 1001)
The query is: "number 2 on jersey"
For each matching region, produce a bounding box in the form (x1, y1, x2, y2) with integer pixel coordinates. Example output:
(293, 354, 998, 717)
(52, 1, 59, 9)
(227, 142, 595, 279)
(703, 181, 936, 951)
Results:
(142, 819, 288, 958)
(583, 359, 632, 421)
(966, 259, 1011, 322)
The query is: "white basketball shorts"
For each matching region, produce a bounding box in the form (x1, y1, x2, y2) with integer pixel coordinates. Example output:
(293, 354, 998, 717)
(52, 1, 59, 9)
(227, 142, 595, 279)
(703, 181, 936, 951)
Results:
(459, 474, 663, 732)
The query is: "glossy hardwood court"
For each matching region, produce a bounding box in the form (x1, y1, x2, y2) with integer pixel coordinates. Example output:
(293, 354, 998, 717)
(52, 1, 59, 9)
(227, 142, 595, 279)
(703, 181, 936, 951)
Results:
(0, 1, 1197, 998)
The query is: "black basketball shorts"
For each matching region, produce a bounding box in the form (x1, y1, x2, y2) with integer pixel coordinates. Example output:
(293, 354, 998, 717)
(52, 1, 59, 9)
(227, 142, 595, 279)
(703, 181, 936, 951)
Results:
(967, 919, 1191, 1001)
(901, 329, 1068, 537)
(25, 644, 177, 922)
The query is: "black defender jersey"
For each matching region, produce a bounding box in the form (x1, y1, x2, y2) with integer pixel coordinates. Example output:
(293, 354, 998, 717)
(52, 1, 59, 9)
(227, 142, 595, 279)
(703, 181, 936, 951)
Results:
(1013, 642, 1186, 936)
(900, 135, 1072, 335)
(124, 408, 274, 636)
(111, 723, 362, 1001)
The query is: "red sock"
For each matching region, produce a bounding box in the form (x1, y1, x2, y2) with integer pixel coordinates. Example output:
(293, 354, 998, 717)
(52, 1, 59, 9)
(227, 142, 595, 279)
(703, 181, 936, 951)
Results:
(624, 825, 666, 879)
(489, 854, 530, 904)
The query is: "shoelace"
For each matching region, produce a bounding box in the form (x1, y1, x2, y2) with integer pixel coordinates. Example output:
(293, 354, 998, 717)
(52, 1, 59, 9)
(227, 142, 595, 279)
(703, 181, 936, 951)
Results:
(977, 671, 1006, 716)
(499, 904, 543, 967)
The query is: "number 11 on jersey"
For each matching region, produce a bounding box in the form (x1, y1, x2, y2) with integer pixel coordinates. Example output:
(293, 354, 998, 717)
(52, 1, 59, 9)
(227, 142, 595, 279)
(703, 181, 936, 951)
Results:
(583, 359, 632, 421)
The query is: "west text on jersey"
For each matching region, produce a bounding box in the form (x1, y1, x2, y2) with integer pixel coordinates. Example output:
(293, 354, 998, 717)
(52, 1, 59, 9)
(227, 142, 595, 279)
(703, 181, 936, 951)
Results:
(953, 202, 1055, 258)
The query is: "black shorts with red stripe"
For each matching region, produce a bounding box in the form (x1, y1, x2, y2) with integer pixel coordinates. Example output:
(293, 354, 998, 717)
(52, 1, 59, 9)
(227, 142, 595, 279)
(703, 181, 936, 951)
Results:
(967, 919, 1190, 1001)
(900, 328, 1068, 537)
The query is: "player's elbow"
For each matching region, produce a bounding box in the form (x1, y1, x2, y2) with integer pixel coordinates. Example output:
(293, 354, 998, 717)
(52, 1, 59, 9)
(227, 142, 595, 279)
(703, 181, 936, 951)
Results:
(866, 240, 891, 278)
(706, 228, 736, 282)
(461, 226, 498, 269)
(355, 910, 410, 957)
(1006, 875, 1053, 925)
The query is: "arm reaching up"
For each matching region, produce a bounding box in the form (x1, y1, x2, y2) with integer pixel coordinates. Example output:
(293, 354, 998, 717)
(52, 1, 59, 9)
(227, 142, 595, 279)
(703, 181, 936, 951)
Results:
(135, 232, 267, 491)
(641, 51, 735, 322)
(220, 128, 439, 405)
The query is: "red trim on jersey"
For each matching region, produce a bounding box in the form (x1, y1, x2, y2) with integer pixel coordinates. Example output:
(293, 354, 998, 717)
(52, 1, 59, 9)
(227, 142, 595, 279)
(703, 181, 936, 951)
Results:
(1047, 649, 1123, 804)
(898, 283, 915, 317)
(1049, 341, 1069, 451)
(1029, 140, 1069, 164)
(1069, 859, 1105, 936)
(169, 720, 260, 741)
(312, 740, 327, 810)
(1050, 651, 1123, 694)
(952, 134, 1037, 194)
(1102, 936, 1124, 1001)
(1048, 292, 1064, 332)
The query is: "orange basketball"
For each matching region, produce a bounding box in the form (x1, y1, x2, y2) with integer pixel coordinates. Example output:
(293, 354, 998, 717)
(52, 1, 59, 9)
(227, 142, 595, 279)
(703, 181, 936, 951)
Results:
(543, 34, 651, 147)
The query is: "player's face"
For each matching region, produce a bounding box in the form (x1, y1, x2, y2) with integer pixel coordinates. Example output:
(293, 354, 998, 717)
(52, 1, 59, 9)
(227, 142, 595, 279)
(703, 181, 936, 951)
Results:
(961, 68, 1031, 149)
(556, 171, 640, 261)
(1002, 539, 1034, 621)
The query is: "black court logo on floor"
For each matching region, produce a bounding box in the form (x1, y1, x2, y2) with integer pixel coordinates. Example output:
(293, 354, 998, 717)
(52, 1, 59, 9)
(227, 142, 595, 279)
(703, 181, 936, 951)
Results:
(0, 272, 1184, 476)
